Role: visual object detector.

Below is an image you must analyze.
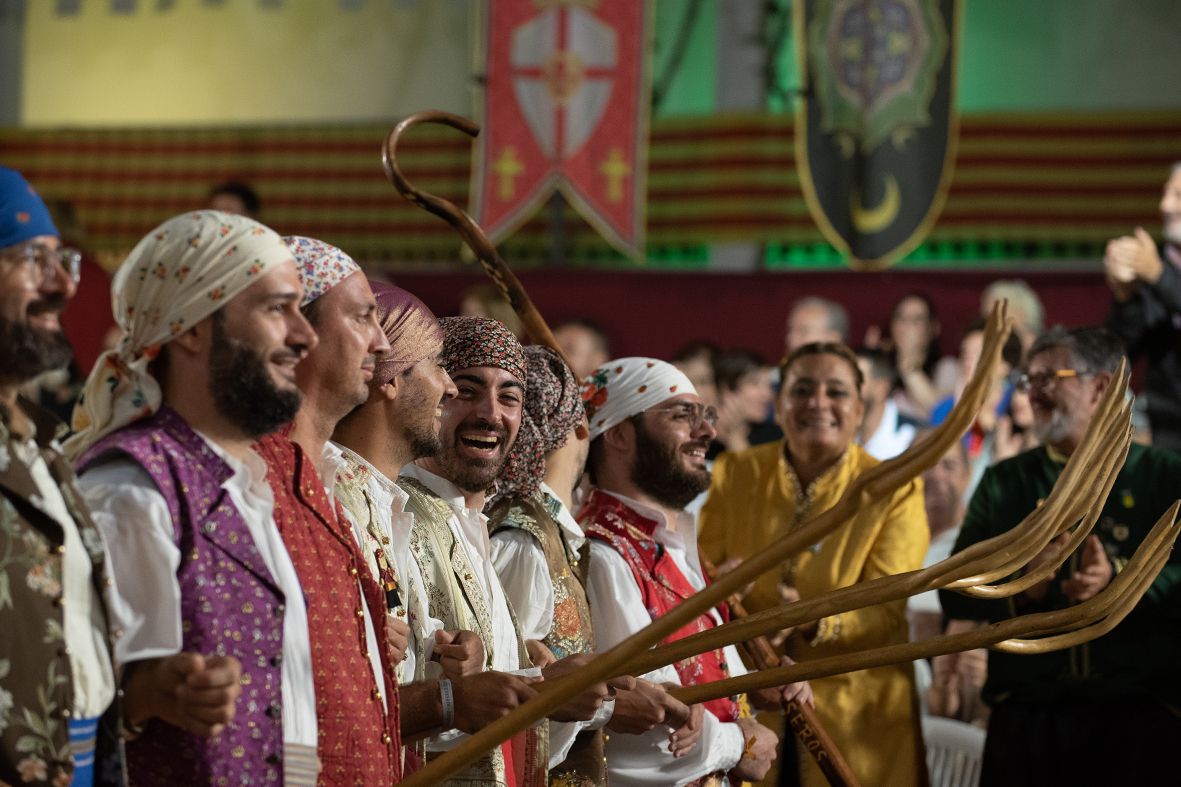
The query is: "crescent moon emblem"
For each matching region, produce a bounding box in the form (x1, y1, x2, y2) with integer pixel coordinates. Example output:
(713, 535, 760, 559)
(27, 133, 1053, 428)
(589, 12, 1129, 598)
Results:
(850, 174, 901, 234)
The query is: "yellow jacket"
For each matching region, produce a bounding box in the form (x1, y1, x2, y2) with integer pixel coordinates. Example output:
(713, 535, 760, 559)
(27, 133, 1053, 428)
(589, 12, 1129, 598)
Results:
(699, 442, 929, 787)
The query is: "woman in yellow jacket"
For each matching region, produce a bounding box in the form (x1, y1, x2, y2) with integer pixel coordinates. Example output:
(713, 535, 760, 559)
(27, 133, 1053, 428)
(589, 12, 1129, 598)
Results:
(699, 342, 928, 787)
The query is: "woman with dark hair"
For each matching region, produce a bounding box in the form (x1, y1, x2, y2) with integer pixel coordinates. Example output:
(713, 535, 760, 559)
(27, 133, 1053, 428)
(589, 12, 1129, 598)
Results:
(709, 348, 775, 458)
(888, 292, 957, 420)
(700, 342, 928, 787)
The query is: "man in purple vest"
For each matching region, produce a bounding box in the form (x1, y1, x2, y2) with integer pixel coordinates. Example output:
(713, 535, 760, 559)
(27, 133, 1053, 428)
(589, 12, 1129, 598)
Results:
(69, 211, 322, 785)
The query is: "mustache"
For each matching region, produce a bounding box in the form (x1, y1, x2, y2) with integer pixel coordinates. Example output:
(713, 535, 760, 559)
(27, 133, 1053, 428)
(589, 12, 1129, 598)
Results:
(271, 344, 310, 365)
(27, 293, 67, 318)
(456, 418, 508, 439)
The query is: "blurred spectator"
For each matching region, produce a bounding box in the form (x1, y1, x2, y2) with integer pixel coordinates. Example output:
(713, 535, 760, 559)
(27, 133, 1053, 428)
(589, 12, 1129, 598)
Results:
(208, 180, 262, 218)
(908, 435, 970, 641)
(785, 296, 848, 353)
(855, 347, 919, 460)
(554, 317, 611, 380)
(1103, 161, 1181, 452)
(672, 340, 719, 407)
(44, 198, 115, 375)
(710, 349, 775, 458)
(929, 318, 1023, 499)
(981, 279, 1045, 353)
(887, 292, 958, 420)
(459, 281, 526, 338)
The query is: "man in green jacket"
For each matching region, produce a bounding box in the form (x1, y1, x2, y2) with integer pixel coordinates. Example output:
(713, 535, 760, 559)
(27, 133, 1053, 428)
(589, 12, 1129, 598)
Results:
(940, 325, 1181, 787)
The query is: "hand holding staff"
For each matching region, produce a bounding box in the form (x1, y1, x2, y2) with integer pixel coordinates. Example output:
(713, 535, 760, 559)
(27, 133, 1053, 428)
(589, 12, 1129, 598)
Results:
(704, 555, 860, 787)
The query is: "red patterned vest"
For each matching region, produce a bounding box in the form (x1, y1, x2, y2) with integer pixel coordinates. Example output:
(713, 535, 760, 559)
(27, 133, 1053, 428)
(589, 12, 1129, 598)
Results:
(255, 432, 402, 785)
(579, 489, 740, 724)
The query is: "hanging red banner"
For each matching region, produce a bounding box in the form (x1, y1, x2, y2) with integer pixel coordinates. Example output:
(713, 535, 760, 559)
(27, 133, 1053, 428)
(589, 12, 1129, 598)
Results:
(472, 0, 651, 259)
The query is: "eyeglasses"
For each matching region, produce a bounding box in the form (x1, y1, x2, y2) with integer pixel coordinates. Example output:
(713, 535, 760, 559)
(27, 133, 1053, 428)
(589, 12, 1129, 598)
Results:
(1013, 368, 1092, 392)
(645, 402, 719, 430)
(1, 243, 82, 285)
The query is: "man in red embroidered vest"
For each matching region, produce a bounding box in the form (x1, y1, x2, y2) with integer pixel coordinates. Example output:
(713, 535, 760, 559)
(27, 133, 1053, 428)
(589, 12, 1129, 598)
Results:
(254, 236, 404, 784)
(581, 357, 809, 785)
(488, 346, 705, 786)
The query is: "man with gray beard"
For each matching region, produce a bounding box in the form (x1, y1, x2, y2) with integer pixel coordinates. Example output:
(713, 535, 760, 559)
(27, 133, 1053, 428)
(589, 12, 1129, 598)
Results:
(0, 167, 120, 786)
(940, 326, 1181, 787)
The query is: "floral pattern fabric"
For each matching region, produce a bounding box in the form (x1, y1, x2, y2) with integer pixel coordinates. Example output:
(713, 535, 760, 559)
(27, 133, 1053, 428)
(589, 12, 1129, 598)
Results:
(1, 400, 121, 786)
(66, 210, 292, 459)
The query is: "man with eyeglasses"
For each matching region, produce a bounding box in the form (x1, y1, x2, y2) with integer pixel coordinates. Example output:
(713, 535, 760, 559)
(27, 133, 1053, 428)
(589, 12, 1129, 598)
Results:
(487, 347, 706, 785)
(580, 357, 804, 785)
(941, 326, 1181, 787)
(0, 167, 122, 785)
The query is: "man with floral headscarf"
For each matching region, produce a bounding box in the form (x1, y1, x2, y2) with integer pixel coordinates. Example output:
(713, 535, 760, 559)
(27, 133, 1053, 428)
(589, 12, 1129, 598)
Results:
(330, 284, 545, 768)
(0, 167, 120, 786)
(400, 315, 617, 786)
(73, 210, 320, 784)
(487, 346, 702, 785)
(252, 236, 405, 784)
(581, 358, 800, 785)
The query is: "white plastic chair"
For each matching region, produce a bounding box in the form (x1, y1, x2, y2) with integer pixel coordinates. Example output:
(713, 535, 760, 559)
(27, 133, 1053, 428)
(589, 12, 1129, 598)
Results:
(922, 715, 986, 787)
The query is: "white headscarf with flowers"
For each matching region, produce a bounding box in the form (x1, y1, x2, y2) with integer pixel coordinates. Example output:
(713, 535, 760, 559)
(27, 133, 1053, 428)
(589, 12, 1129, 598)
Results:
(65, 210, 293, 458)
(582, 357, 697, 440)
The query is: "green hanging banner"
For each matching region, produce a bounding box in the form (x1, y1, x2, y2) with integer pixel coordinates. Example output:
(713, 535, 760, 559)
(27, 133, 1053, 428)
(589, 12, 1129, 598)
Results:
(794, 0, 961, 269)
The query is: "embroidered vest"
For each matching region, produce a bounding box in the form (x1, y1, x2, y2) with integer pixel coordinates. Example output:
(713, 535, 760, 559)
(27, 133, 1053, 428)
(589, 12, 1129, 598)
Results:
(254, 432, 402, 786)
(487, 492, 605, 787)
(580, 489, 740, 724)
(78, 407, 285, 785)
(2, 399, 122, 786)
(399, 475, 548, 787)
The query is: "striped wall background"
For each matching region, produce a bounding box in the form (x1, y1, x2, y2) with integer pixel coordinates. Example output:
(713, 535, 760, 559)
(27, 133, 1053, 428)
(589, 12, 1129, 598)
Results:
(2, 112, 1178, 270)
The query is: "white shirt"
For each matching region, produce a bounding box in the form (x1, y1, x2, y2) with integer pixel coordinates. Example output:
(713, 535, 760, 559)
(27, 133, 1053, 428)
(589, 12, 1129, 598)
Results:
(862, 399, 917, 461)
(329, 443, 445, 683)
(77, 432, 318, 746)
(584, 490, 746, 786)
(400, 464, 543, 752)
(489, 483, 613, 768)
(15, 438, 116, 719)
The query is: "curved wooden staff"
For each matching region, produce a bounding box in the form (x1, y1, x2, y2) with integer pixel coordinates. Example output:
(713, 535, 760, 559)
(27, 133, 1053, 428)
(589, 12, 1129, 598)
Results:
(393, 298, 1013, 787)
(627, 362, 1130, 675)
(383, 113, 560, 348)
(668, 498, 1180, 705)
(703, 556, 860, 787)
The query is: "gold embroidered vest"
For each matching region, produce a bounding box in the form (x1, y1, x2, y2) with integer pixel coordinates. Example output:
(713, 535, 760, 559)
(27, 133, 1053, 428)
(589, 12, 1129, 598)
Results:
(399, 475, 548, 787)
(488, 492, 605, 787)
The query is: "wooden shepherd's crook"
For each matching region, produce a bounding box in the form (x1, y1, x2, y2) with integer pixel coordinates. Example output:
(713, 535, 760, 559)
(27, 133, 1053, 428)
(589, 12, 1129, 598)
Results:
(384, 108, 854, 780)
(390, 288, 1012, 786)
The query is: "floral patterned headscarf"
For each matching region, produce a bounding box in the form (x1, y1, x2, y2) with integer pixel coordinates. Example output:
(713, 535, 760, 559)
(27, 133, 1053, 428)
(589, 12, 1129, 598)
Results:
(582, 357, 697, 440)
(492, 346, 583, 503)
(66, 210, 292, 457)
(283, 235, 362, 306)
(438, 315, 527, 383)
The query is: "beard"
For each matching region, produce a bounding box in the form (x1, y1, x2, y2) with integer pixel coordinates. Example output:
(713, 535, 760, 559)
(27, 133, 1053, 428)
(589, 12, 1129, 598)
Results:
(1033, 407, 1073, 448)
(631, 416, 712, 510)
(208, 319, 303, 439)
(0, 296, 73, 385)
(436, 418, 512, 493)
(399, 375, 444, 461)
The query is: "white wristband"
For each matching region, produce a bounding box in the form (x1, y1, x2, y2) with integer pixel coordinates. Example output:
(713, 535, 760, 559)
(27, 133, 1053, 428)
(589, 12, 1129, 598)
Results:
(439, 678, 455, 729)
